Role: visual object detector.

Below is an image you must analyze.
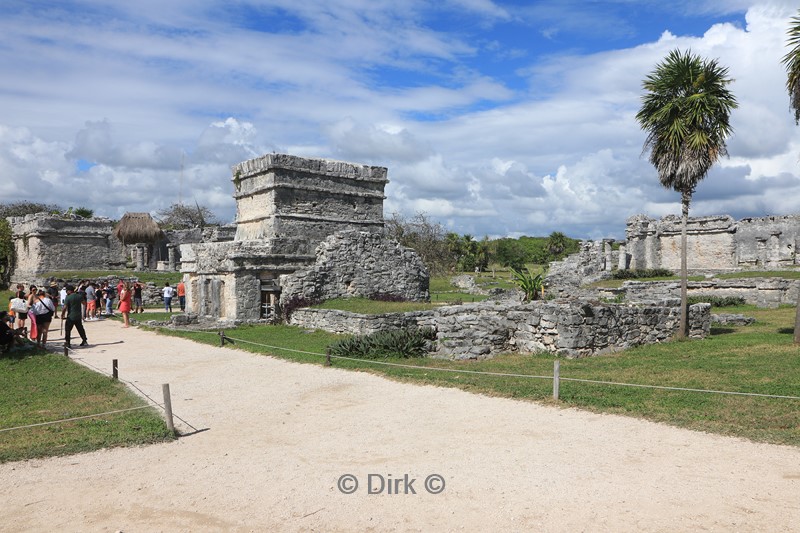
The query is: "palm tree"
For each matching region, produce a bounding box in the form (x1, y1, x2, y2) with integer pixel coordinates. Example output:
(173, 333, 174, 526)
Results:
(636, 49, 737, 338)
(782, 10, 800, 345)
(546, 231, 569, 260)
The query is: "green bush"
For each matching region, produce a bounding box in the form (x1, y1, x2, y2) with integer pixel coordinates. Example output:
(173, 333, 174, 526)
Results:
(612, 268, 674, 279)
(328, 327, 436, 359)
(687, 295, 746, 307)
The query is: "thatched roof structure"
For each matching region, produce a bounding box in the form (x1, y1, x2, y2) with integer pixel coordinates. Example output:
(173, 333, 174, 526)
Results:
(113, 212, 165, 244)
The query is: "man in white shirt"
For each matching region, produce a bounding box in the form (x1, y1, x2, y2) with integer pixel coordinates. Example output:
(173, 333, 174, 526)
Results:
(162, 282, 175, 313)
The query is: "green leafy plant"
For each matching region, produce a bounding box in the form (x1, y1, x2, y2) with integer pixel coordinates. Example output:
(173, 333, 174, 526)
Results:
(687, 295, 746, 307)
(328, 327, 436, 359)
(612, 268, 674, 280)
(510, 267, 545, 302)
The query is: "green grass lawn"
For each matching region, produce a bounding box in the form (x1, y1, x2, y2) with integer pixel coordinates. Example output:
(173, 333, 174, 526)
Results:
(0, 350, 174, 462)
(144, 304, 800, 447)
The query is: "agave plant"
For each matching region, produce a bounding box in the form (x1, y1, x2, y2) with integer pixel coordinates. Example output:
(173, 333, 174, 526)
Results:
(510, 267, 545, 302)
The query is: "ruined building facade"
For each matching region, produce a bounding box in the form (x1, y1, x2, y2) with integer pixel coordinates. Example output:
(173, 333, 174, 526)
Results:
(623, 214, 800, 272)
(180, 153, 429, 322)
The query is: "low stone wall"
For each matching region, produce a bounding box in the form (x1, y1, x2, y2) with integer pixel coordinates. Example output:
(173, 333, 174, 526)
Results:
(600, 278, 800, 308)
(290, 299, 711, 359)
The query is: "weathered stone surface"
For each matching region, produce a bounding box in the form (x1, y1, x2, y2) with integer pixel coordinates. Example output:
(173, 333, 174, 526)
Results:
(279, 230, 429, 304)
(595, 278, 800, 309)
(545, 241, 614, 297)
(290, 299, 711, 359)
(625, 213, 800, 271)
(711, 313, 756, 326)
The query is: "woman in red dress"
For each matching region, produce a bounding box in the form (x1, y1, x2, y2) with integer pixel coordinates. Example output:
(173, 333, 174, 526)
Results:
(118, 282, 133, 328)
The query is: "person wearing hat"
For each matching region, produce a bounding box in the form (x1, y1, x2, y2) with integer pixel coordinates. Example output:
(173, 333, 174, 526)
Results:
(47, 281, 59, 301)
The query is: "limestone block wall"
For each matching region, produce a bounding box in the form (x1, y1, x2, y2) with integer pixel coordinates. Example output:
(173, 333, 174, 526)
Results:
(279, 230, 430, 305)
(289, 300, 711, 359)
(602, 278, 800, 309)
(231, 153, 387, 249)
(625, 213, 800, 271)
(545, 241, 614, 297)
(9, 213, 118, 280)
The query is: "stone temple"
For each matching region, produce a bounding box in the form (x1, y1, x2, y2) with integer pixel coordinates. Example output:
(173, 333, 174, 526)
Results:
(180, 153, 429, 321)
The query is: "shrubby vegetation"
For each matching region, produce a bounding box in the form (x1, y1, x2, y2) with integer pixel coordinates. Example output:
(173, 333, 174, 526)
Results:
(612, 268, 674, 279)
(687, 295, 746, 307)
(327, 327, 436, 359)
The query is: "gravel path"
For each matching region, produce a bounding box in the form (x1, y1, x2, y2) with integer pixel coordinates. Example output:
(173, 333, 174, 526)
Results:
(1, 317, 799, 532)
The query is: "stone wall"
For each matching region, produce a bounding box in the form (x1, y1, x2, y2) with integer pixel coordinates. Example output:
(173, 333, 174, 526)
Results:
(545, 241, 615, 297)
(598, 278, 800, 308)
(9, 213, 122, 281)
(279, 230, 429, 305)
(289, 299, 711, 359)
(625, 214, 800, 271)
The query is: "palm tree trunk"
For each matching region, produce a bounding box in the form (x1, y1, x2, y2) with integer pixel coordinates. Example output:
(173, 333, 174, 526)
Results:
(794, 291, 800, 344)
(678, 191, 691, 339)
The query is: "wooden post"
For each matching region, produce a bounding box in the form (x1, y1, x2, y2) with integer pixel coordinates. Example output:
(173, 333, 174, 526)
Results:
(162, 383, 175, 434)
(325, 348, 331, 367)
(219, 330, 225, 347)
(553, 360, 560, 400)
(112, 359, 118, 380)
(63, 344, 69, 358)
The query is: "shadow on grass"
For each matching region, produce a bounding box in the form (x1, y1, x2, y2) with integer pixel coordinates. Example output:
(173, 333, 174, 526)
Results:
(778, 327, 796, 335)
(710, 327, 737, 335)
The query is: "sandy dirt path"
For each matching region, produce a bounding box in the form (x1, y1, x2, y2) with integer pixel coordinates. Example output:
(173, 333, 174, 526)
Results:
(1, 317, 799, 532)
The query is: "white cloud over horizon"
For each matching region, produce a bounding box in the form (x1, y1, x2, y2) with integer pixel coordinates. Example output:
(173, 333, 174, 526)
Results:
(0, 1, 799, 240)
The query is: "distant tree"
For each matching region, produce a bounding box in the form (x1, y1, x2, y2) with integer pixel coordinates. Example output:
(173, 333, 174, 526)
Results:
(156, 202, 218, 229)
(384, 211, 455, 275)
(494, 239, 528, 271)
(0, 218, 13, 287)
(546, 231, 569, 258)
(71, 207, 94, 218)
(636, 49, 737, 339)
(0, 201, 61, 219)
(782, 10, 800, 345)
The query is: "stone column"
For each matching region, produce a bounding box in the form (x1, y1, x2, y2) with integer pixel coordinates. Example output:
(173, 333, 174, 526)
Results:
(756, 238, 767, 267)
(768, 232, 781, 267)
(167, 244, 177, 271)
(618, 244, 628, 270)
(604, 241, 613, 271)
(135, 243, 146, 271)
(795, 237, 800, 265)
(644, 233, 656, 270)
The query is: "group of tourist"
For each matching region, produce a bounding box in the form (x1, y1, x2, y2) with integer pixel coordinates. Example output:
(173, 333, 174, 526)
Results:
(4, 279, 186, 351)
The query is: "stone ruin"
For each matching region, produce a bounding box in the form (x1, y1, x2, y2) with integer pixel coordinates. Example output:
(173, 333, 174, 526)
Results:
(180, 153, 429, 322)
(7, 212, 235, 284)
(624, 214, 800, 272)
(8, 213, 126, 280)
(545, 212, 800, 304)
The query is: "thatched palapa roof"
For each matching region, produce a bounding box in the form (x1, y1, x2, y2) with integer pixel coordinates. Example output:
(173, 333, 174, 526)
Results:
(113, 212, 165, 244)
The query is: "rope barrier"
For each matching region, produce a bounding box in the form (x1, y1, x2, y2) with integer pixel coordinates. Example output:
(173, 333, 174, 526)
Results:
(0, 406, 151, 434)
(220, 333, 800, 401)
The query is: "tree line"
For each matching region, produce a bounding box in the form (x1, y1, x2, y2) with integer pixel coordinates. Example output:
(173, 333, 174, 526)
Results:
(384, 211, 579, 276)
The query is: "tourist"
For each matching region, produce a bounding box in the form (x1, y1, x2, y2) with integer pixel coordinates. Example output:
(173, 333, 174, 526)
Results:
(30, 289, 56, 347)
(118, 282, 132, 328)
(11, 283, 28, 331)
(94, 285, 102, 318)
(77, 281, 87, 320)
(59, 284, 67, 312)
(0, 311, 15, 353)
(104, 282, 115, 316)
(61, 285, 88, 348)
(162, 282, 175, 313)
(116, 279, 125, 301)
(176, 280, 186, 312)
(85, 282, 97, 320)
(25, 285, 38, 327)
(133, 282, 144, 314)
(47, 281, 59, 300)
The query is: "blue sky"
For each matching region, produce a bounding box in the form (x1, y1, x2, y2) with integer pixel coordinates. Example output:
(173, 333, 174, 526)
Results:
(0, 0, 798, 239)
